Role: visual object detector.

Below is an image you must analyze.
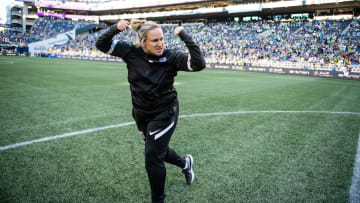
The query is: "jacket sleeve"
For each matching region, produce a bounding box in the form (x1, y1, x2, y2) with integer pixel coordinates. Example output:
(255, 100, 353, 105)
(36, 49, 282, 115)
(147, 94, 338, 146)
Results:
(95, 24, 131, 58)
(173, 30, 206, 72)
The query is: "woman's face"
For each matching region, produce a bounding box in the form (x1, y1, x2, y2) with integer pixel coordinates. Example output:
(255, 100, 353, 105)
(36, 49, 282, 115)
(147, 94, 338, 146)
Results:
(142, 28, 164, 56)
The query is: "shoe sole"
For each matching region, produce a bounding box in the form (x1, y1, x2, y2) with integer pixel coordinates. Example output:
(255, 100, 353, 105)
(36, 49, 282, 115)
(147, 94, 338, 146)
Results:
(186, 154, 194, 184)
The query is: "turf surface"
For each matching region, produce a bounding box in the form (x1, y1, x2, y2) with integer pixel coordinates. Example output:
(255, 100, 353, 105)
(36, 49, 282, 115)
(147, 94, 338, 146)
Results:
(1, 56, 360, 202)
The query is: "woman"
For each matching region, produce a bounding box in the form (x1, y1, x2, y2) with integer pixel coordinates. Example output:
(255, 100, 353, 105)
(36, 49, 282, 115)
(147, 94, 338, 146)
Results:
(96, 19, 206, 203)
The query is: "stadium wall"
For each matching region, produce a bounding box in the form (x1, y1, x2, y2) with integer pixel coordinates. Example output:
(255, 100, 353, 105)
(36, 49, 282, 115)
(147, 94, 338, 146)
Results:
(207, 64, 360, 81)
(57, 55, 123, 62)
(38, 55, 360, 80)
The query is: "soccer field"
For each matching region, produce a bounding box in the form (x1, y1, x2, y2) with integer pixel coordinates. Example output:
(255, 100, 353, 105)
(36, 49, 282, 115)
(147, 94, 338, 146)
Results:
(1, 56, 360, 202)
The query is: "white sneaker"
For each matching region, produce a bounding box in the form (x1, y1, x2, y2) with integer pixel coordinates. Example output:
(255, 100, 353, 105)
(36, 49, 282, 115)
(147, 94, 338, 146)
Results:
(182, 154, 194, 184)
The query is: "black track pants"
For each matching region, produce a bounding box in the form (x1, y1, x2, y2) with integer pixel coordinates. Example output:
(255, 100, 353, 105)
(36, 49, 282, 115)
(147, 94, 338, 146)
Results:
(132, 100, 185, 203)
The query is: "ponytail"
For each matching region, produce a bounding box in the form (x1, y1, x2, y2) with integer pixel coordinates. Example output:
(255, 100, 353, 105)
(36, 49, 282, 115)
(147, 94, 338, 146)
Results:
(130, 19, 161, 48)
(130, 19, 146, 32)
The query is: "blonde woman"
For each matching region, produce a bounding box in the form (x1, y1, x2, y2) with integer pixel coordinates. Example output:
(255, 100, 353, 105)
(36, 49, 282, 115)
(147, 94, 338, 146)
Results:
(96, 19, 205, 203)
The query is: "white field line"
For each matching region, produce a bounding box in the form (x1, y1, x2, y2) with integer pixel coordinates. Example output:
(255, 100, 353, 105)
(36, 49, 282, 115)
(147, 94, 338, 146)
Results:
(0, 122, 135, 151)
(179, 110, 360, 118)
(1, 110, 360, 152)
(0, 61, 15, 64)
(350, 132, 360, 203)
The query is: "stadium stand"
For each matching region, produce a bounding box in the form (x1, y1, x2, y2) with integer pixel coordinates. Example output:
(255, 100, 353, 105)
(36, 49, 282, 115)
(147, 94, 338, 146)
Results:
(13, 16, 356, 72)
(2, 16, 360, 72)
(1, 0, 360, 74)
(28, 17, 92, 43)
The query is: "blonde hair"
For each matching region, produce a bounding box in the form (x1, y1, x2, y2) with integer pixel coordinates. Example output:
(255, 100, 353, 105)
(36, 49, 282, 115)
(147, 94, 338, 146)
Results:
(130, 19, 161, 48)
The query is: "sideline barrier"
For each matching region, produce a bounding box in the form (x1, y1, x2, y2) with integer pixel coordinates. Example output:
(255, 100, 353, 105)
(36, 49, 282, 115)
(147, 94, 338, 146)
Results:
(207, 63, 360, 81)
(2, 55, 358, 80)
(57, 55, 123, 62)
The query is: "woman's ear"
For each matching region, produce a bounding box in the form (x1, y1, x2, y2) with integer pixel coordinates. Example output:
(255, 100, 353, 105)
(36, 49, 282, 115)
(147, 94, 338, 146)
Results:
(141, 40, 145, 48)
(141, 40, 148, 53)
(141, 38, 147, 47)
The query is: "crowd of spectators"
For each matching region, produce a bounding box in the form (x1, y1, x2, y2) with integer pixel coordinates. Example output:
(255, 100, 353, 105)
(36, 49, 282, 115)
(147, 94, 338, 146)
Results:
(0, 16, 91, 45)
(43, 17, 76, 39)
(29, 16, 91, 42)
(2, 16, 360, 72)
(0, 31, 29, 47)
(161, 19, 359, 71)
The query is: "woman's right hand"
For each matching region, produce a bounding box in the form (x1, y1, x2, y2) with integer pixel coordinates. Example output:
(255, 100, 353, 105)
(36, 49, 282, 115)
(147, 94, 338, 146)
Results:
(117, 20, 130, 31)
(174, 26, 184, 36)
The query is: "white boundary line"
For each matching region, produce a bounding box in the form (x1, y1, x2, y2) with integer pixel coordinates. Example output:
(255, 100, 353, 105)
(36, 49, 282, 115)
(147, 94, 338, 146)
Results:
(179, 110, 360, 118)
(350, 132, 360, 203)
(0, 61, 15, 64)
(0, 122, 135, 151)
(1, 110, 360, 152)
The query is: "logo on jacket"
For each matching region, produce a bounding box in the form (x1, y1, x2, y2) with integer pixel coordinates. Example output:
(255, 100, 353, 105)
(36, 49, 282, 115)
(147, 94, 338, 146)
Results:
(148, 57, 167, 63)
(159, 57, 167, 62)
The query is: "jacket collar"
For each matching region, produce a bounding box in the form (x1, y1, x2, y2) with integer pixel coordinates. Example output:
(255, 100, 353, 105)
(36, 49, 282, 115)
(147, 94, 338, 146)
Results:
(137, 47, 169, 63)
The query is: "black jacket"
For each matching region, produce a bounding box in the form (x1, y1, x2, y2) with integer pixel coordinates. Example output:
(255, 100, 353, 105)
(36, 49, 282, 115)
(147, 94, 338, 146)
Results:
(96, 24, 206, 111)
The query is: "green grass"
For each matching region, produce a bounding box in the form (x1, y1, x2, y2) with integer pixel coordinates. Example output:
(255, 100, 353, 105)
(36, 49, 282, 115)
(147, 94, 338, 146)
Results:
(0, 56, 360, 202)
